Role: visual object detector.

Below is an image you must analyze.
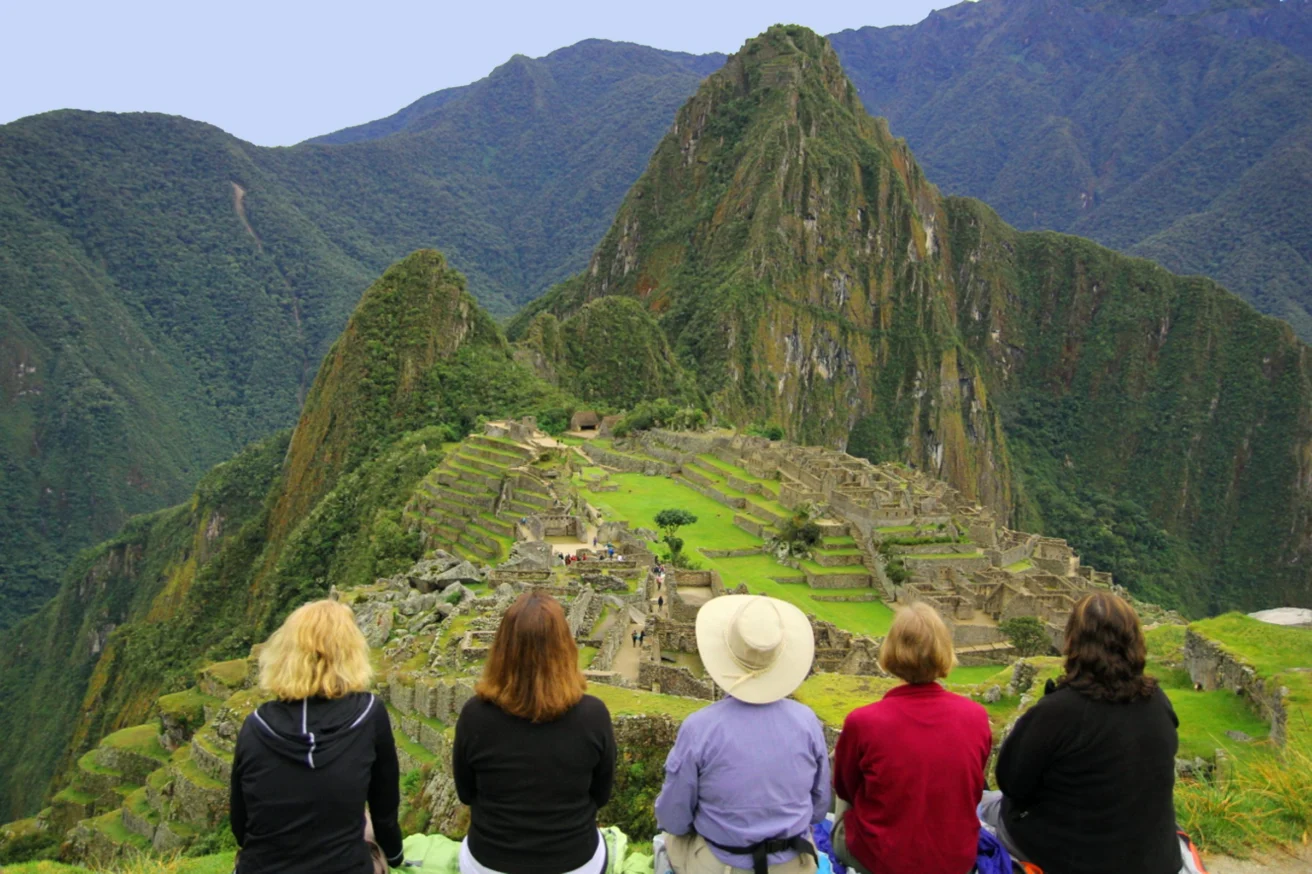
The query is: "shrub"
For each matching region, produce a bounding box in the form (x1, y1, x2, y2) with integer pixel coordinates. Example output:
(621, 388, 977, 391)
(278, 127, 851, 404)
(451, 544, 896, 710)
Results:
(999, 616, 1052, 657)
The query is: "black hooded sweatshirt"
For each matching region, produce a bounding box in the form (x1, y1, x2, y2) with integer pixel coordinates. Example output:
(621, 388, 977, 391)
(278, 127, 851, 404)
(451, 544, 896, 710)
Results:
(230, 692, 404, 874)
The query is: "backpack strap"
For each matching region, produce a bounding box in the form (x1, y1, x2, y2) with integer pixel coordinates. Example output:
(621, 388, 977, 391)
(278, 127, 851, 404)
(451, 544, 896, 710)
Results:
(704, 834, 817, 874)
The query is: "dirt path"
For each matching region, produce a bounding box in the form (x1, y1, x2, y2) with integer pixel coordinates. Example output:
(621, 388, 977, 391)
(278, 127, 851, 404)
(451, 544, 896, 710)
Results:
(230, 181, 263, 251)
(610, 625, 643, 681)
(1206, 847, 1312, 874)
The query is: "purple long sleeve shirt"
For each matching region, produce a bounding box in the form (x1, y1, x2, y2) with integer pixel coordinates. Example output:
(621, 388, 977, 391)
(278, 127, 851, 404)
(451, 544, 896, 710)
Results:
(655, 697, 831, 868)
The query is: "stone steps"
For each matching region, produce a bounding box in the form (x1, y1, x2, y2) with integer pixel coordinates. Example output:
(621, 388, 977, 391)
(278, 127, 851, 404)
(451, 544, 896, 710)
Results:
(444, 463, 502, 491)
(468, 435, 534, 462)
(422, 479, 496, 511)
(189, 731, 232, 784)
(503, 499, 541, 518)
(511, 489, 553, 510)
(479, 514, 516, 538)
(168, 747, 228, 829)
(455, 453, 510, 477)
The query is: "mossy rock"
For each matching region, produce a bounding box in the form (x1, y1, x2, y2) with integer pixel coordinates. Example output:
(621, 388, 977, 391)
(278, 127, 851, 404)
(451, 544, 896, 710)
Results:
(156, 687, 221, 750)
(198, 659, 251, 699)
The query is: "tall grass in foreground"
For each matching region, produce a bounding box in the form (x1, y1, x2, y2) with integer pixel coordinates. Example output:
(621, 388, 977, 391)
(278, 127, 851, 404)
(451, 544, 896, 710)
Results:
(1176, 744, 1312, 856)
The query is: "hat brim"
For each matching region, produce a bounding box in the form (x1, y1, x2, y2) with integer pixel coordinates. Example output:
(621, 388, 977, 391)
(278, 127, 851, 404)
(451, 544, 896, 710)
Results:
(695, 595, 815, 704)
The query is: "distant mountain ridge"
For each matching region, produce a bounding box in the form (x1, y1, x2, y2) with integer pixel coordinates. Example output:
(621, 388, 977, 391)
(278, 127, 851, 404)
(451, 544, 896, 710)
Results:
(0, 40, 720, 629)
(2, 0, 1310, 632)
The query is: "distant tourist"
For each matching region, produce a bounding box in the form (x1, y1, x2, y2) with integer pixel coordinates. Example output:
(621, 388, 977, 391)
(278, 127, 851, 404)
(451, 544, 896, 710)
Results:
(979, 592, 1180, 874)
(658, 595, 665, 610)
(638, 630, 645, 645)
(831, 602, 990, 874)
(454, 591, 616, 874)
(229, 599, 404, 874)
(656, 595, 828, 874)
(633, 630, 640, 647)
(607, 543, 615, 558)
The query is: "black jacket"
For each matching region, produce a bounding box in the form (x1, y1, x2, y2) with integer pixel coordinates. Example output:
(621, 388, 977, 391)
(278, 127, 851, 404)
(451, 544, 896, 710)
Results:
(454, 694, 615, 874)
(997, 684, 1181, 874)
(230, 692, 404, 874)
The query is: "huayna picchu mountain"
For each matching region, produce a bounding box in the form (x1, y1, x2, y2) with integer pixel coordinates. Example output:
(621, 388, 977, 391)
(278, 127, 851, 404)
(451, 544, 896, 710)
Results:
(3, 21, 1312, 834)
(513, 25, 1312, 617)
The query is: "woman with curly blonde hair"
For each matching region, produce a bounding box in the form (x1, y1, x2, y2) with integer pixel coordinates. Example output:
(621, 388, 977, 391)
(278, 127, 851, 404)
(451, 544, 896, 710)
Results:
(230, 599, 404, 874)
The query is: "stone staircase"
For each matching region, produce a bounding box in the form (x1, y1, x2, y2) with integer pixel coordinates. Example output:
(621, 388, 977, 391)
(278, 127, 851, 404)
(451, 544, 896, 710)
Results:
(405, 435, 545, 564)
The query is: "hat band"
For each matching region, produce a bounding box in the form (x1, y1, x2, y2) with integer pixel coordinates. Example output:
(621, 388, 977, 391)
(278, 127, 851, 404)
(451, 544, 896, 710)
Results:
(719, 608, 787, 695)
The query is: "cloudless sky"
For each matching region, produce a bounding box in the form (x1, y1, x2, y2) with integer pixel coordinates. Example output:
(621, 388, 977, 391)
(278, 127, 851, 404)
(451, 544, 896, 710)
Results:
(0, 0, 963, 146)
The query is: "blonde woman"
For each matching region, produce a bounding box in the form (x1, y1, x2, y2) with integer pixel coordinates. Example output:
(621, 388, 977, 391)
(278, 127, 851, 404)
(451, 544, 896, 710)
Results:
(230, 599, 403, 874)
(453, 591, 616, 874)
(832, 602, 991, 874)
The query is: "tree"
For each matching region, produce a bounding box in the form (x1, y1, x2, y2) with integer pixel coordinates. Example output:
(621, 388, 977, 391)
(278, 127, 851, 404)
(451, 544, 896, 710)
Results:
(777, 512, 822, 556)
(999, 616, 1051, 657)
(654, 508, 698, 561)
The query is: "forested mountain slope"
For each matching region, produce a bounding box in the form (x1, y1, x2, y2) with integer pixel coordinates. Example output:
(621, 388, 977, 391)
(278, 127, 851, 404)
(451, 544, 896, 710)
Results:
(0, 42, 719, 630)
(516, 25, 1312, 618)
(830, 0, 1312, 336)
(0, 250, 572, 822)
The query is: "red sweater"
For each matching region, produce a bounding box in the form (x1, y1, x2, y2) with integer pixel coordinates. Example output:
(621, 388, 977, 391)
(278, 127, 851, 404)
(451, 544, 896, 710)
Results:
(833, 683, 992, 874)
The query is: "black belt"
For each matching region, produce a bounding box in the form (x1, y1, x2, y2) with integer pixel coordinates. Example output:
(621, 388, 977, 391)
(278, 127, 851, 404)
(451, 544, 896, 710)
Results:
(704, 834, 816, 874)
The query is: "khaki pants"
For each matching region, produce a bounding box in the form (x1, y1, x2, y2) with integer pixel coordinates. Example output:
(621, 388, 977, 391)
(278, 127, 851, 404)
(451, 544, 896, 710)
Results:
(830, 812, 873, 874)
(663, 833, 819, 874)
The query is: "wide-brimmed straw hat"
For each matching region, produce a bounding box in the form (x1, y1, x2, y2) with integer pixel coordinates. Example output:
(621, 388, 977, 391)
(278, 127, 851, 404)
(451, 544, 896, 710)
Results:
(695, 594, 815, 704)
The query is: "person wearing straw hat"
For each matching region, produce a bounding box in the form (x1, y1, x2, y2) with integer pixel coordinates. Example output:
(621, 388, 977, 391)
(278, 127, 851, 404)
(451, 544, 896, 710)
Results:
(655, 595, 829, 874)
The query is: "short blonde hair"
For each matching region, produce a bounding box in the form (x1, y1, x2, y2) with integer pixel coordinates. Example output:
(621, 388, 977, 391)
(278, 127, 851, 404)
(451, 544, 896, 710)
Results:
(259, 600, 374, 700)
(878, 602, 956, 684)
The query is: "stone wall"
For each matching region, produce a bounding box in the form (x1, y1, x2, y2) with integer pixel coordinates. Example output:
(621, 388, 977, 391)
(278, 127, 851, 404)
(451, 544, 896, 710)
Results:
(639, 661, 716, 699)
(1185, 629, 1289, 745)
(582, 444, 674, 476)
(591, 618, 629, 672)
(806, 571, 872, 589)
(950, 624, 1007, 647)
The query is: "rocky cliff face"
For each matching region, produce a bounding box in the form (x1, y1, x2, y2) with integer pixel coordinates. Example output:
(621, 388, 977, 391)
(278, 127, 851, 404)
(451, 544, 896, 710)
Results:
(515, 25, 1312, 613)
(514, 26, 1016, 512)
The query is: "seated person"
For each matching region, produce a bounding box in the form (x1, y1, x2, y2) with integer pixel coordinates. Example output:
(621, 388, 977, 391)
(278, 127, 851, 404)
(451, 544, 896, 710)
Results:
(230, 599, 404, 874)
(655, 595, 830, 874)
(453, 591, 616, 874)
(832, 602, 991, 874)
(979, 591, 1181, 874)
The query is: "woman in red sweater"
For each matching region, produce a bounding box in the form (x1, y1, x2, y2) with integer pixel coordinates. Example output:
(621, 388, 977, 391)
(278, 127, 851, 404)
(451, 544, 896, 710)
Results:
(832, 602, 992, 874)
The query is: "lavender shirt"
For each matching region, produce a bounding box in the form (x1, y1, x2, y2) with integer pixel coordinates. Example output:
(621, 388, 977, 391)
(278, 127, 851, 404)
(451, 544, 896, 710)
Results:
(655, 697, 831, 868)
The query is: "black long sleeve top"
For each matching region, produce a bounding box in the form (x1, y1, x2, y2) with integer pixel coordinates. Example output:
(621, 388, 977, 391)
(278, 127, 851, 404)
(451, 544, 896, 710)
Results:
(230, 692, 404, 874)
(997, 683, 1181, 874)
(454, 694, 616, 874)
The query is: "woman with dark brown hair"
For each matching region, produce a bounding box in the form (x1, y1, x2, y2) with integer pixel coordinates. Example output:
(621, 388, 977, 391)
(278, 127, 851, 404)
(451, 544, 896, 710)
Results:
(453, 591, 616, 874)
(979, 591, 1181, 874)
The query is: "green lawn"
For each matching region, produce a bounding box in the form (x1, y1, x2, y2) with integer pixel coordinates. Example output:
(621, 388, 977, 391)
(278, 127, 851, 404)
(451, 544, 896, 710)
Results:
(947, 665, 1010, 685)
(1189, 613, 1312, 743)
(1166, 688, 1272, 761)
(583, 472, 894, 637)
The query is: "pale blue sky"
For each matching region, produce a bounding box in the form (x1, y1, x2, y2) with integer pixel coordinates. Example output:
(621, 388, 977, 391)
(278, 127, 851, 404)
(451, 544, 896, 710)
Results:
(0, 0, 962, 146)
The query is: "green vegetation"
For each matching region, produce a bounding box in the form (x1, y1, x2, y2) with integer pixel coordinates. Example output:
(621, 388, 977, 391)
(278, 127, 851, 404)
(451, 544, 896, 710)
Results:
(0, 43, 722, 633)
(998, 617, 1051, 657)
(830, 0, 1312, 340)
(654, 508, 698, 563)
(583, 469, 893, 637)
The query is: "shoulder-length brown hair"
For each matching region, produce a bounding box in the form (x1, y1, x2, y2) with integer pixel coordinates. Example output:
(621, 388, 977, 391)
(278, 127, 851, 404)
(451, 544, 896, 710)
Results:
(476, 591, 587, 722)
(1059, 591, 1157, 703)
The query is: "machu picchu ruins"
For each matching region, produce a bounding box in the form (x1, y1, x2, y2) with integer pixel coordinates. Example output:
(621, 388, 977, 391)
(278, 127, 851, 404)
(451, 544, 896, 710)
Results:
(32, 419, 1144, 867)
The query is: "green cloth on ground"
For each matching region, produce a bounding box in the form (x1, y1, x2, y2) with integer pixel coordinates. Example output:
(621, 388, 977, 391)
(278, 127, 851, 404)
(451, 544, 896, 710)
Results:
(400, 827, 654, 874)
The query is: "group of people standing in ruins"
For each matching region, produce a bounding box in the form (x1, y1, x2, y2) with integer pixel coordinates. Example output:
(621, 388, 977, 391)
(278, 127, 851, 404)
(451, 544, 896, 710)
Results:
(227, 586, 1184, 874)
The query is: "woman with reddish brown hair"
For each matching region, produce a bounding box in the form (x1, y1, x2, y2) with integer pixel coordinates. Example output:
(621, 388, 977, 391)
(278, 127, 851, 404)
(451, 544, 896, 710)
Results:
(979, 591, 1181, 874)
(453, 591, 616, 874)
